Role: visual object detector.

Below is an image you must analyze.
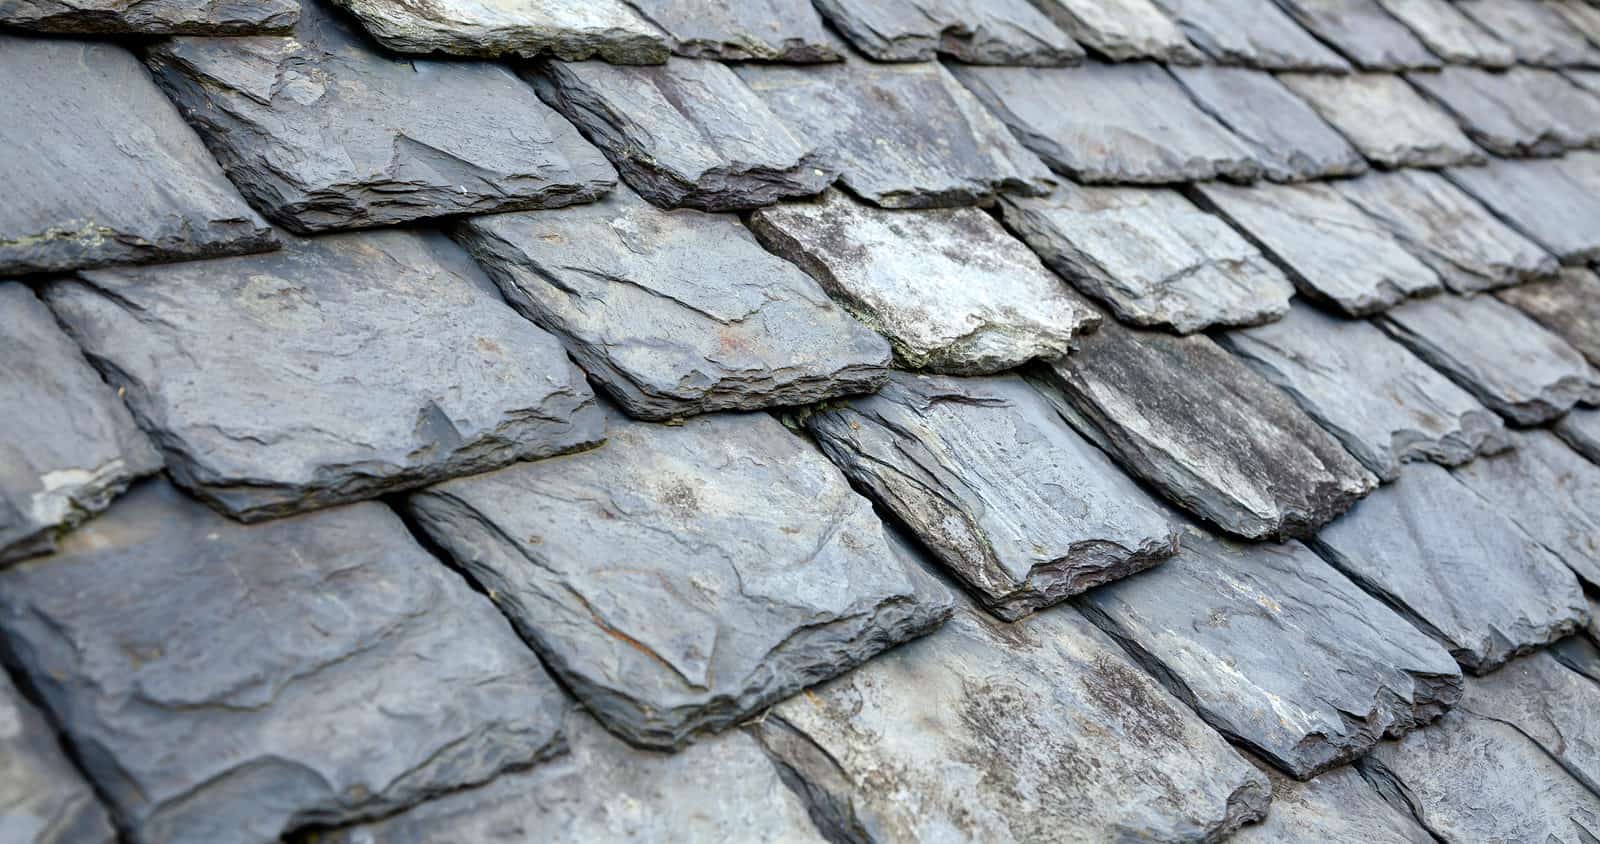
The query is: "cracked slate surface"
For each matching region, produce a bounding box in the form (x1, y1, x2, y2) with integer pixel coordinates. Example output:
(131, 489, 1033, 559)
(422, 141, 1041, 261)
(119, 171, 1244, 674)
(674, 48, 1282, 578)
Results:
(1230, 762, 1434, 844)
(1453, 429, 1600, 588)
(0, 0, 297, 33)
(811, 0, 1083, 65)
(1375, 0, 1513, 67)
(622, 0, 838, 61)
(1409, 66, 1600, 157)
(1458, 650, 1600, 796)
(1170, 65, 1368, 182)
(0, 670, 116, 844)
(1147, 0, 1350, 70)
(45, 229, 604, 521)
(328, 0, 671, 62)
(1499, 268, 1600, 367)
(1271, 0, 1439, 70)
(1457, 0, 1600, 68)
(1030, 0, 1202, 63)
(1278, 73, 1484, 169)
(1445, 156, 1600, 265)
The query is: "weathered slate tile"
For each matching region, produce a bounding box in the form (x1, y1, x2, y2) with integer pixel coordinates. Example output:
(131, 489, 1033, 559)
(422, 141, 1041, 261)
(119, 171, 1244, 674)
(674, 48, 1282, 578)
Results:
(45, 230, 603, 522)
(407, 410, 954, 751)
(1278, 73, 1484, 169)
(328, 0, 670, 62)
(736, 60, 1053, 209)
(452, 189, 889, 421)
(1334, 169, 1557, 293)
(622, 0, 838, 61)
(804, 372, 1180, 621)
(1458, 652, 1600, 796)
(810, 0, 1083, 65)
(751, 605, 1271, 843)
(1000, 185, 1293, 333)
(951, 61, 1261, 184)
(1080, 524, 1461, 779)
(1231, 762, 1435, 844)
(1458, 0, 1600, 67)
(1146, 0, 1350, 70)
(1552, 622, 1600, 687)
(1408, 66, 1600, 157)
(1, 283, 161, 566)
(0, 670, 116, 844)
(1029, 0, 1203, 63)
(748, 190, 1099, 375)
(1309, 463, 1588, 674)
(1272, 0, 1440, 70)
(1032, 321, 1377, 540)
(0, 0, 297, 33)
(1170, 65, 1368, 182)
(1220, 306, 1507, 482)
(1377, 293, 1600, 426)
(144, 5, 616, 235)
(1453, 430, 1600, 588)
(0, 36, 275, 276)
(1194, 181, 1441, 314)
(1553, 0, 1600, 54)
(0, 480, 569, 844)
(1445, 157, 1600, 265)
(1501, 269, 1600, 367)
(529, 58, 830, 211)
(1557, 407, 1600, 463)
(1375, 0, 1514, 67)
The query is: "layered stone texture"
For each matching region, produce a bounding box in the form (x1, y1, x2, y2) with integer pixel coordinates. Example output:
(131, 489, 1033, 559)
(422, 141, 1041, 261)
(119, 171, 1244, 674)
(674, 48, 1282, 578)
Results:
(1170, 65, 1368, 182)
(1457, 0, 1600, 67)
(1272, 0, 1439, 70)
(1453, 430, 1600, 588)
(1558, 407, 1600, 463)
(1499, 268, 1600, 366)
(0, 670, 116, 844)
(1376, 0, 1514, 67)
(1231, 763, 1434, 844)
(328, 0, 671, 62)
(1030, 0, 1202, 63)
(811, 0, 1083, 64)
(1409, 66, 1600, 156)
(1279, 73, 1484, 168)
(0, 0, 298, 33)
(1446, 156, 1600, 265)
(622, 0, 838, 61)
(1458, 651, 1600, 795)
(1147, 0, 1351, 70)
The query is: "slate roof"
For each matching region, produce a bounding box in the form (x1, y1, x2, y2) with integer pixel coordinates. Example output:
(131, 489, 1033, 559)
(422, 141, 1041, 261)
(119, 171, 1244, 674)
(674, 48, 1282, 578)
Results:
(3, 1, 1600, 842)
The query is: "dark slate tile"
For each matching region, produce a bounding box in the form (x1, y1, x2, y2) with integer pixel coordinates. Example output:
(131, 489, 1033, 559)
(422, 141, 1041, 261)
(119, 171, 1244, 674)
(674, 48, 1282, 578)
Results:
(529, 58, 831, 211)
(1408, 66, 1600, 157)
(1309, 463, 1588, 674)
(735, 60, 1054, 209)
(1, 283, 161, 566)
(1029, 0, 1203, 63)
(1169, 65, 1368, 182)
(751, 605, 1271, 843)
(1278, 73, 1484, 169)
(1457, 650, 1600, 796)
(0, 670, 116, 844)
(326, 0, 670, 62)
(1551, 614, 1600, 687)
(1457, 0, 1600, 68)
(452, 188, 890, 421)
(1377, 293, 1600, 426)
(144, 4, 616, 235)
(1445, 156, 1600, 265)
(0, 480, 568, 844)
(1219, 305, 1507, 483)
(1453, 430, 1600, 589)
(1080, 524, 1461, 779)
(1334, 169, 1557, 293)
(0, 0, 296, 33)
(1271, 0, 1440, 70)
(1000, 185, 1294, 333)
(1557, 406, 1600, 463)
(1500, 269, 1600, 367)
(1230, 763, 1434, 844)
(804, 372, 1180, 621)
(1031, 320, 1377, 540)
(621, 0, 838, 61)
(1147, 0, 1350, 70)
(0, 35, 275, 276)
(45, 229, 603, 522)
(950, 61, 1261, 184)
(406, 410, 955, 751)
(748, 190, 1099, 375)
(1375, 0, 1512, 67)
(810, 0, 1083, 65)
(1194, 181, 1442, 314)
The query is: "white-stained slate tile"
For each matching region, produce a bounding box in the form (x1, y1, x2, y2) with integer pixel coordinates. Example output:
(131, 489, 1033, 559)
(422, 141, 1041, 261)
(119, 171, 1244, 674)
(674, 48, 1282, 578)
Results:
(1279, 72, 1484, 169)
(1376, 0, 1514, 67)
(1029, 0, 1203, 63)
(1410, 66, 1600, 157)
(1171, 65, 1368, 182)
(327, 0, 670, 62)
(1457, 0, 1600, 67)
(621, 0, 838, 61)
(0, 669, 116, 844)
(1147, 0, 1351, 70)
(1445, 156, 1600, 265)
(810, 0, 1083, 64)
(1453, 430, 1600, 588)
(1230, 763, 1434, 844)
(0, 0, 297, 33)
(1499, 269, 1600, 367)
(1272, 0, 1440, 70)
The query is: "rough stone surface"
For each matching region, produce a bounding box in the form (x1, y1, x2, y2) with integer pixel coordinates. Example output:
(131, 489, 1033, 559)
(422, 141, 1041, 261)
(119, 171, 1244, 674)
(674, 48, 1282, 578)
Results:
(736, 60, 1054, 209)
(1378, 293, 1600, 426)
(1558, 406, 1600, 463)
(452, 189, 890, 421)
(1554, 632, 1600, 685)
(752, 605, 1271, 843)
(0, 670, 116, 844)
(1231, 763, 1435, 844)
(145, 5, 617, 235)
(1272, 0, 1439, 70)
(1000, 185, 1293, 333)
(1460, 650, 1600, 795)
(622, 0, 838, 61)
(1309, 462, 1588, 674)
(811, 0, 1083, 65)
(1194, 181, 1441, 314)
(1080, 524, 1462, 779)
(1146, 0, 1351, 70)
(1220, 306, 1508, 482)
(804, 372, 1180, 621)
(406, 410, 955, 751)
(0, 35, 275, 276)
(0, 283, 161, 565)
(1335, 169, 1557, 293)
(1278, 73, 1484, 169)
(748, 190, 1099, 375)
(1500, 269, 1600, 367)
(0, 0, 297, 33)
(0, 480, 570, 844)
(1409, 66, 1600, 157)
(45, 229, 604, 521)
(1032, 321, 1377, 540)
(1553, 0, 1600, 47)
(1453, 430, 1600, 588)
(951, 61, 1260, 184)
(1445, 156, 1600, 265)
(328, 0, 670, 62)
(1170, 65, 1368, 182)
(1375, 0, 1514, 67)
(530, 58, 831, 211)
(1457, 0, 1600, 67)
(1029, 0, 1203, 63)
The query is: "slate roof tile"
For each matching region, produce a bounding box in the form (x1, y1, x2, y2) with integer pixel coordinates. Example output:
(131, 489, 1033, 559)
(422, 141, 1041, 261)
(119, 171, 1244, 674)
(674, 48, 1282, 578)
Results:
(1169, 65, 1369, 182)
(1278, 72, 1485, 169)
(1271, 0, 1441, 71)
(0, 0, 299, 34)
(1457, 649, 1600, 796)
(1552, 0, 1600, 51)
(1453, 429, 1600, 589)
(1444, 155, 1600, 265)
(1146, 0, 1351, 70)
(1029, 0, 1203, 63)
(1557, 406, 1600, 464)
(0, 669, 116, 844)
(621, 0, 840, 62)
(1457, 0, 1600, 68)
(1228, 762, 1434, 843)
(1408, 66, 1600, 156)
(327, 0, 672, 63)
(1375, 0, 1515, 68)
(811, 0, 1085, 65)
(1499, 268, 1600, 367)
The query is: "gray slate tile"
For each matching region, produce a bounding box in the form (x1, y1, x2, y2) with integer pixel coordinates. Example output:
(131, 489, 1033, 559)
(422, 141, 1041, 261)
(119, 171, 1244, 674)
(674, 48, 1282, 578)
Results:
(751, 605, 1271, 843)
(1376, 0, 1513, 67)
(0, 35, 275, 276)
(748, 190, 1099, 375)
(1457, 650, 1600, 796)
(1, 283, 161, 565)
(452, 188, 890, 421)
(406, 410, 954, 751)
(327, 0, 670, 62)
(530, 58, 831, 211)
(144, 4, 617, 235)
(1309, 462, 1588, 674)
(1230, 763, 1434, 844)
(622, 0, 838, 61)
(1453, 430, 1600, 588)
(1499, 268, 1600, 367)
(1030, 0, 1202, 63)
(0, 480, 569, 844)
(1170, 65, 1368, 182)
(1000, 185, 1293, 333)
(45, 229, 603, 522)
(1272, 0, 1440, 70)
(1409, 66, 1600, 157)
(1458, 0, 1600, 67)
(0, 670, 116, 844)
(1032, 321, 1377, 540)
(1552, 617, 1600, 688)
(951, 61, 1261, 184)
(811, 0, 1083, 65)
(1445, 156, 1600, 265)
(0, 0, 297, 33)
(1278, 73, 1484, 169)
(1220, 305, 1508, 483)
(804, 372, 1180, 621)
(1080, 524, 1461, 779)
(1558, 406, 1600, 463)
(736, 60, 1053, 209)
(1147, 0, 1351, 70)
(1553, 0, 1600, 52)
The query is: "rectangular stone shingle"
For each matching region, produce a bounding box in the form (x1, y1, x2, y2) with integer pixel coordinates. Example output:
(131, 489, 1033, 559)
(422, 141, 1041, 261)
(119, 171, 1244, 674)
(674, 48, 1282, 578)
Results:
(1030, 0, 1202, 63)
(1408, 66, 1600, 156)
(0, 0, 298, 33)
(621, 0, 838, 61)
(328, 0, 670, 62)
(1498, 269, 1600, 367)
(1271, 0, 1440, 70)
(1375, 0, 1513, 67)
(811, 0, 1083, 64)
(1170, 65, 1368, 182)
(1278, 73, 1484, 169)
(1453, 430, 1600, 589)
(1147, 0, 1350, 70)
(1445, 156, 1600, 265)
(0, 669, 116, 844)
(1457, 0, 1600, 67)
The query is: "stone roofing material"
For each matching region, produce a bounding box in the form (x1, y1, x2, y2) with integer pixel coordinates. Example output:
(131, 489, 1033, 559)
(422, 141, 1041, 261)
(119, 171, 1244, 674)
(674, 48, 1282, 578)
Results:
(1271, 0, 1440, 70)
(748, 190, 1099, 374)
(1498, 269, 1600, 367)
(45, 229, 604, 521)
(1146, 0, 1350, 70)
(1000, 185, 1293, 333)
(804, 372, 1180, 621)
(1278, 73, 1484, 169)
(810, 0, 1084, 65)
(1229, 763, 1434, 844)
(1374, 0, 1514, 67)
(621, 0, 838, 61)
(1457, 0, 1600, 68)
(406, 410, 954, 750)
(0, 670, 115, 844)
(1445, 156, 1600, 265)
(1557, 407, 1600, 463)
(1408, 66, 1600, 156)
(0, 0, 298, 33)
(1169, 65, 1369, 182)
(1030, 0, 1203, 63)
(328, 0, 671, 62)
(1459, 650, 1600, 795)
(1552, 0, 1600, 49)
(1453, 430, 1600, 588)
